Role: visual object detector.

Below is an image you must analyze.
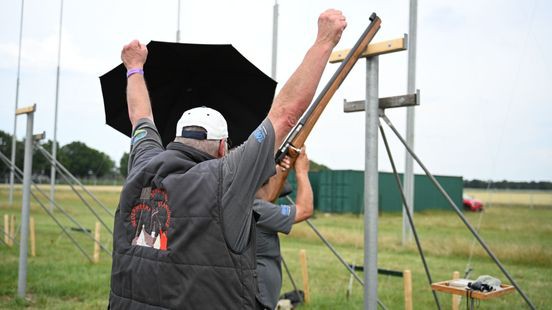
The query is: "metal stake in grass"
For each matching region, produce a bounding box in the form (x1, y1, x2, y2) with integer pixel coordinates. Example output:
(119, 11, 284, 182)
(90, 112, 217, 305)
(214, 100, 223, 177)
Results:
(93, 222, 101, 263)
(30, 217, 35, 257)
(4, 214, 9, 245)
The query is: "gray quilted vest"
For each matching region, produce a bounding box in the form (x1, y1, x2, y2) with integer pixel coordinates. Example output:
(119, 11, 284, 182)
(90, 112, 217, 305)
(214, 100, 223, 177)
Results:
(109, 142, 257, 309)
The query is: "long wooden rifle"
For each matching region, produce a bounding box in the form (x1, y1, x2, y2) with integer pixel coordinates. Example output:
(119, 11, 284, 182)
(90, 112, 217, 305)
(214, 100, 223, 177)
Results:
(268, 13, 381, 202)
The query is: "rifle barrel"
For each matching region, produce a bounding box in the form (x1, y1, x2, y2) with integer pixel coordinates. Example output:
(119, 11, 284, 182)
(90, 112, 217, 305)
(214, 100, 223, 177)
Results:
(276, 13, 381, 163)
(271, 13, 382, 202)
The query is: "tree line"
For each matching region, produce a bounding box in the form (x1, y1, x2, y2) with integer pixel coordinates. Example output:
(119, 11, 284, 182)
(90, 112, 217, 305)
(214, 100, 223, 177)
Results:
(1, 129, 549, 188)
(0, 129, 329, 182)
(464, 179, 552, 190)
(0, 130, 125, 180)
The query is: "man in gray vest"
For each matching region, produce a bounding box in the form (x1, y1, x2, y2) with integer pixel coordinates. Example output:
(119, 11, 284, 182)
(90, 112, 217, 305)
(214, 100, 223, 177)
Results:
(109, 8, 347, 310)
(254, 147, 313, 310)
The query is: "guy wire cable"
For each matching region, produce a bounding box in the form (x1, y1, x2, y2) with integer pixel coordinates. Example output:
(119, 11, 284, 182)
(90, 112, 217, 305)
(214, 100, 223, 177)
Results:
(280, 255, 303, 304)
(380, 114, 536, 310)
(35, 144, 113, 235)
(0, 234, 8, 246)
(0, 152, 93, 262)
(379, 123, 441, 310)
(1, 222, 17, 245)
(348, 193, 364, 302)
(285, 198, 364, 287)
(285, 196, 388, 310)
(0, 151, 112, 256)
(36, 144, 115, 217)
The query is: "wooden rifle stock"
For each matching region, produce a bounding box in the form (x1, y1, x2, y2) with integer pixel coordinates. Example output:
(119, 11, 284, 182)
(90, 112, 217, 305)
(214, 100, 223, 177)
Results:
(268, 13, 382, 202)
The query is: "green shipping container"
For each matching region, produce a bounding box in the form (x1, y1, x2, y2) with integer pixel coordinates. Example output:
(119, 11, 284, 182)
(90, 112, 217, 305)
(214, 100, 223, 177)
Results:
(379, 172, 463, 213)
(283, 170, 463, 214)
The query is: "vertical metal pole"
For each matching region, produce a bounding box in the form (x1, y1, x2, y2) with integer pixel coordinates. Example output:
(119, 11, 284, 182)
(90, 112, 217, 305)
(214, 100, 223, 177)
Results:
(176, 0, 181, 42)
(364, 56, 379, 309)
(17, 107, 34, 298)
(403, 0, 418, 244)
(271, 0, 279, 80)
(50, 0, 64, 211)
(9, 0, 25, 206)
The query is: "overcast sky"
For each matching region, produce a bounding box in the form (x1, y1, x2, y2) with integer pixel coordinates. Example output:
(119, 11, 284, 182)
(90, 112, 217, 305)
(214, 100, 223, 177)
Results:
(0, 0, 550, 182)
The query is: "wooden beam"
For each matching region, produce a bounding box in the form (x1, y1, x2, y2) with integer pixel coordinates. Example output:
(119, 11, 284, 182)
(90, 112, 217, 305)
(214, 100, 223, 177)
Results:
(344, 90, 420, 113)
(403, 269, 413, 310)
(93, 222, 101, 263)
(330, 35, 407, 63)
(4, 214, 9, 245)
(9, 215, 15, 246)
(15, 104, 36, 115)
(30, 217, 36, 257)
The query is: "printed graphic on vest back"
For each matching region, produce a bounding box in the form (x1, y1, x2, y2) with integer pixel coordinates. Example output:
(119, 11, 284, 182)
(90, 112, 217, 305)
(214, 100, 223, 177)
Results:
(130, 188, 170, 250)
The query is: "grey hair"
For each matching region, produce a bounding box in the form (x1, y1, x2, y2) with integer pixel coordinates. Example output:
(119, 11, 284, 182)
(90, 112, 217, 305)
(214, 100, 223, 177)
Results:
(174, 126, 226, 158)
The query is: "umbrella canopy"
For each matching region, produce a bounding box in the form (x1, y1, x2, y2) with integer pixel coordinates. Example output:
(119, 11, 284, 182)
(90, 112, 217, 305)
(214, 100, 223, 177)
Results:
(100, 41, 277, 147)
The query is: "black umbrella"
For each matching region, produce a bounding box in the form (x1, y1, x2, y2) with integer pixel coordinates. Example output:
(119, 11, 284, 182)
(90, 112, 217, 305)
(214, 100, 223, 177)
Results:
(100, 41, 277, 147)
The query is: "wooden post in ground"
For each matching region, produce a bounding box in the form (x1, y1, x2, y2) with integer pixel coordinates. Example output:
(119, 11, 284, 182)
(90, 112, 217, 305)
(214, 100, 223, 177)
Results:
(93, 222, 101, 263)
(30, 217, 35, 257)
(299, 249, 310, 303)
(403, 269, 413, 310)
(452, 271, 460, 310)
(4, 214, 9, 245)
(9, 215, 16, 246)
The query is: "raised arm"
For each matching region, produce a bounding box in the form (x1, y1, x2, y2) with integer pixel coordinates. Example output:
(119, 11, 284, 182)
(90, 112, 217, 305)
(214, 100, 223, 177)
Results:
(268, 9, 347, 150)
(121, 40, 153, 129)
(293, 147, 313, 223)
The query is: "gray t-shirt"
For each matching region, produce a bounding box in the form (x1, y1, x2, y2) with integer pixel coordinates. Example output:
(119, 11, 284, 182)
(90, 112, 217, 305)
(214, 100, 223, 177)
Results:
(128, 118, 276, 252)
(253, 199, 296, 309)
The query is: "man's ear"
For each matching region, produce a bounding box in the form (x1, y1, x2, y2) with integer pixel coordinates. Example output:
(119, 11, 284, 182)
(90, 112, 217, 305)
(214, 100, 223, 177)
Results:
(217, 139, 226, 157)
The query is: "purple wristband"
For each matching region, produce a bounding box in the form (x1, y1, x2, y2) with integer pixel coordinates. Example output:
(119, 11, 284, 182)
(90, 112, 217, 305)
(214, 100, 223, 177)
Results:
(126, 68, 144, 78)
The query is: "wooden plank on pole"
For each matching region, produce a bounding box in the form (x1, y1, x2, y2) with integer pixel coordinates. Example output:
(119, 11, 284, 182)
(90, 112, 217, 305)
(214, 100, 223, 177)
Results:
(10, 215, 16, 246)
(15, 104, 36, 115)
(30, 217, 35, 257)
(299, 249, 310, 303)
(93, 222, 101, 263)
(4, 214, 9, 245)
(344, 91, 420, 113)
(403, 269, 413, 310)
(32, 132, 46, 142)
(452, 271, 460, 310)
(329, 35, 407, 63)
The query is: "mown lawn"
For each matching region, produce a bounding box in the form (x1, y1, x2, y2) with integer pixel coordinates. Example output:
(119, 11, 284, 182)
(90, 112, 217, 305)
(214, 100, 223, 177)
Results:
(0, 185, 550, 309)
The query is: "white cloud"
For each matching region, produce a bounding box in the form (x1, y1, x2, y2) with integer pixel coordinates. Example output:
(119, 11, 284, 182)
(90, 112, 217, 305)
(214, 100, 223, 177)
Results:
(0, 34, 106, 75)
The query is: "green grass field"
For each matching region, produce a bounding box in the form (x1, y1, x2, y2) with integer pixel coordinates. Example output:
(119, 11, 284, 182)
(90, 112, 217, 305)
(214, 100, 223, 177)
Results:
(0, 185, 551, 309)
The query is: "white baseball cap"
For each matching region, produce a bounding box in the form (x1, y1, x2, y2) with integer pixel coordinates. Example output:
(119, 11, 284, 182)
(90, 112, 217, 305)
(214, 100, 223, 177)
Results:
(176, 106, 228, 140)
